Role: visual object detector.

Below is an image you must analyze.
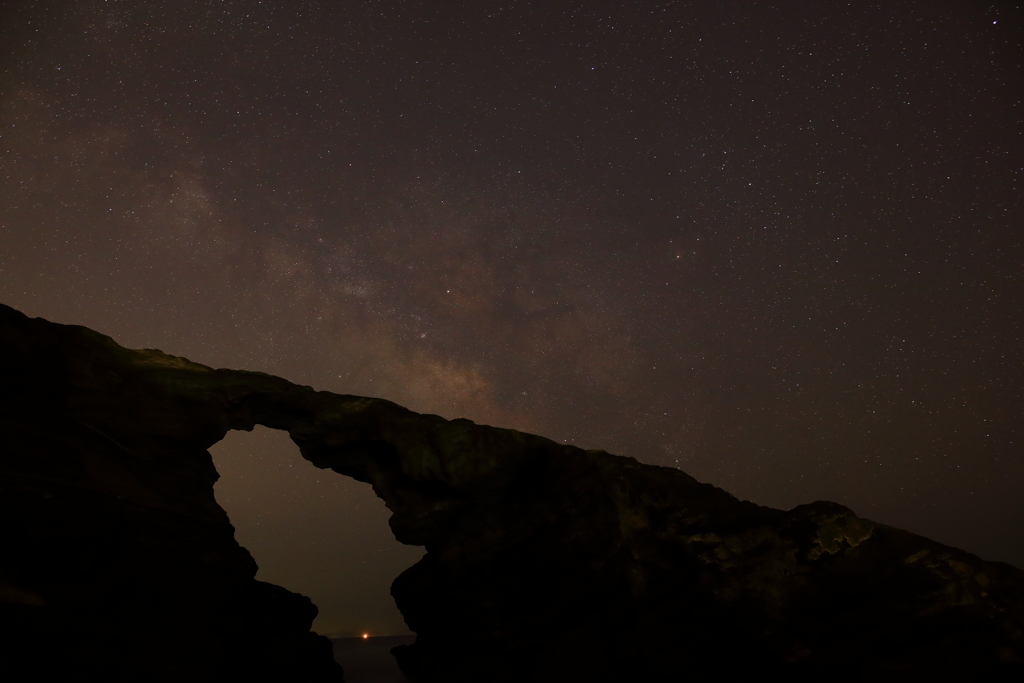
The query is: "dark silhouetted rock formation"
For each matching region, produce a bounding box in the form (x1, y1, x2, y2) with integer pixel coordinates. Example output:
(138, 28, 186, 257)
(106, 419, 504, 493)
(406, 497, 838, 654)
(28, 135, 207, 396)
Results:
(1, 302, 1022, 682)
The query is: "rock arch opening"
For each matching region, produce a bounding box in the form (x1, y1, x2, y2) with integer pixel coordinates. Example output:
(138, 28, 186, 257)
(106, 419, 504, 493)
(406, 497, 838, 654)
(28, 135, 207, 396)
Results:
(209, 425, 424, 638)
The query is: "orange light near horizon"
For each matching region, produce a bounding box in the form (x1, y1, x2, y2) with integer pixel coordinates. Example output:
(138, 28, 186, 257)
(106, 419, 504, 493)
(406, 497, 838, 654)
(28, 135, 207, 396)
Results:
(362, 633, 369, 639)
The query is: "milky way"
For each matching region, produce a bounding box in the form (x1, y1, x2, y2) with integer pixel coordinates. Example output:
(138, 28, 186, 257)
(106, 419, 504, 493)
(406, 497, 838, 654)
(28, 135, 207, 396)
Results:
(1, 1, 1021, 636)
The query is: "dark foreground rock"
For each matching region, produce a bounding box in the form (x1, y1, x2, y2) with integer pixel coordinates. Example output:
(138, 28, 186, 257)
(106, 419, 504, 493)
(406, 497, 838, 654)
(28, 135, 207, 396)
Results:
(0, 303, 1022, 682)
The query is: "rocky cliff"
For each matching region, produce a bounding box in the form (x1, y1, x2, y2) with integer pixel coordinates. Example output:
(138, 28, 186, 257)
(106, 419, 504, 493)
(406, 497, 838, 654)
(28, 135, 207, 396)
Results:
(1, 302, 1021, 681)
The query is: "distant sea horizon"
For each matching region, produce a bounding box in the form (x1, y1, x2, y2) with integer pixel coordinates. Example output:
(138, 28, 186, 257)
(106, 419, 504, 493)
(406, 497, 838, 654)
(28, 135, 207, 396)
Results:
(330, 635, 415, 683)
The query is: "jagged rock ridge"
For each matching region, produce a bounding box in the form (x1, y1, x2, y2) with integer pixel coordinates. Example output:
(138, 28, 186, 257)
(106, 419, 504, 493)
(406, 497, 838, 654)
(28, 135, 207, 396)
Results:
(0, 303, 1021, 681)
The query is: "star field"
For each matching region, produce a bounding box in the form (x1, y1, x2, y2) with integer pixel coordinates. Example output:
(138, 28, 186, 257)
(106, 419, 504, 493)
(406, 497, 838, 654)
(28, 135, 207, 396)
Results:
(1, 0, 1021, 636)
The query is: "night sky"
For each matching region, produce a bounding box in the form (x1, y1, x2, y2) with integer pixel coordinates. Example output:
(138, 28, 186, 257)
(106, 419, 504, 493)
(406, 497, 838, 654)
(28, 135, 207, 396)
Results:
(2, 1, 1021, 637)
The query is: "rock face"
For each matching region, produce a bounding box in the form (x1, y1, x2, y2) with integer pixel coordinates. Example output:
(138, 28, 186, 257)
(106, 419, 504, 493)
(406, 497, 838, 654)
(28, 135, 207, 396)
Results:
(0, 303, 1022, 682)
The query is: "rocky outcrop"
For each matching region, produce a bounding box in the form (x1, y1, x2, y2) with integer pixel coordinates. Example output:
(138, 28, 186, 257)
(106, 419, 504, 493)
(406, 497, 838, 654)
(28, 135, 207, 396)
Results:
(1, 302, 1022, 681)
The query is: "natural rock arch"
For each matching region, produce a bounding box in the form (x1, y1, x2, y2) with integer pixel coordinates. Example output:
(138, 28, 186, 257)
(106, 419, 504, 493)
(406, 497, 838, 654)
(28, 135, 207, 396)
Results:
(2, 302, 1022, 682)
(208, 425, 420, 639)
